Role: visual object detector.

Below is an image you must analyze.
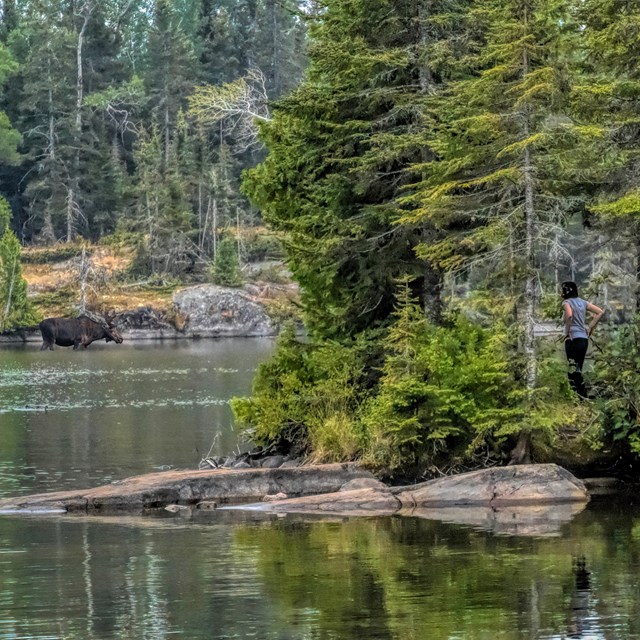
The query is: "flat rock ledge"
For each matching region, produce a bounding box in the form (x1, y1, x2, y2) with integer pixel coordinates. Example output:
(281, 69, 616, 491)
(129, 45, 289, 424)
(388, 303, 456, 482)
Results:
(235, 464, 589, 514)
(227, 464, 590, 536)
(0, 464, 371, 515)
(0, 464, 589, 532)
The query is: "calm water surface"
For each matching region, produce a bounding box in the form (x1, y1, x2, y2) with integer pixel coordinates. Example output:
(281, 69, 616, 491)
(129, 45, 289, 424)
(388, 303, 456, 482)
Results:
(0, 341, 639, 639)
(0, 339, 275, 496)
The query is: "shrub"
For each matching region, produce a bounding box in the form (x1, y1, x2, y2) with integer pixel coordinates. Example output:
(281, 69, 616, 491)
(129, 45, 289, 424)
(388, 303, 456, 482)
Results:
(592, 318, 640, 453)
(210, 234, 243, 287)
(231, 324, 373, 456)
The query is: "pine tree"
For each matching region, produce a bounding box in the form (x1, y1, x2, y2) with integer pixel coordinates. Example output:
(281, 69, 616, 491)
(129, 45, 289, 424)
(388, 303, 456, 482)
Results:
(145, 0, 196, 167)
(210, 232, 243, 286)
(577, 0, 640, 310)
(402, 0, 579, 461)
(243, 0, 471, 339)
(0, 39, 19, 166)
(0, 197, 37, 332)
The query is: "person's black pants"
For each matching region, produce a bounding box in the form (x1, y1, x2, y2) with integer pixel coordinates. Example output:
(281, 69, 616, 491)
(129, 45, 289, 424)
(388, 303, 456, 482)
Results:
(565, 338, 589, 398)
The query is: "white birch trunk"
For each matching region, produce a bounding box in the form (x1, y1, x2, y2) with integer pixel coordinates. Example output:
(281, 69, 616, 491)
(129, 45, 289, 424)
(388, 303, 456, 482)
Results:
(68, 5, 92, 243)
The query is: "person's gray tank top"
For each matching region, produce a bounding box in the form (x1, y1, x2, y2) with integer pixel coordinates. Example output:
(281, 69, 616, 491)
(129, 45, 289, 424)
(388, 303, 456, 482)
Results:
(564, 297, 589, 339)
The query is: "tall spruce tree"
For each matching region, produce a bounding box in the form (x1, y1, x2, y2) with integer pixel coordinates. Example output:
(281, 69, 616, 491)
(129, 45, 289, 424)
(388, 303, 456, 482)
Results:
(243, 0, 470, 339)
(402, 0, 578, 461)
(145, 0, 196, 167)
(577, 0, 640, 310)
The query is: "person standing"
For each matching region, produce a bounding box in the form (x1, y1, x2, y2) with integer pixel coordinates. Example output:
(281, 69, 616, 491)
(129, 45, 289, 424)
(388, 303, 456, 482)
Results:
(561, 281, 604, 398)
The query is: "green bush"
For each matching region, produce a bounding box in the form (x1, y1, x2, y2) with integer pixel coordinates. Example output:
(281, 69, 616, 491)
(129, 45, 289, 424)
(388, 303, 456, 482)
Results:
(231, 324, 373, 458)
(592, 317, 640, 453)
(359, 300, 526, 471)
(241, 230, 284, 262)
(232, 289, 589, 472)
(209, 235, 243, 287)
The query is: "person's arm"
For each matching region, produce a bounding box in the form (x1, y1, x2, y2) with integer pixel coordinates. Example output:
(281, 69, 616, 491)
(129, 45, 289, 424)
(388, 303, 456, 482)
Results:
(563, 301, 572, 340)
(587, 302, 604, 336)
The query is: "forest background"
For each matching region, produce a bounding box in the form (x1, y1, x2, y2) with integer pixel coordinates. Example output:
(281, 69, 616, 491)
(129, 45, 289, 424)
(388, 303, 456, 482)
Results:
(0, 0, 639, 477)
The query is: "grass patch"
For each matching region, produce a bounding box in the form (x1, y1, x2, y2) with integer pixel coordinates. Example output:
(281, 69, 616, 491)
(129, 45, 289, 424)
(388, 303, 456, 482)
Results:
(31, 287, 77, 318)
(22, 245, 84, 264)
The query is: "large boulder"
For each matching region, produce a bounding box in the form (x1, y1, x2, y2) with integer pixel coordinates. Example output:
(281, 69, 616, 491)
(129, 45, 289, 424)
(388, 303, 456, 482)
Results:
(173, 285, 277, 337)
(246, 464, 589, 520)
(395, 464, 589, 507)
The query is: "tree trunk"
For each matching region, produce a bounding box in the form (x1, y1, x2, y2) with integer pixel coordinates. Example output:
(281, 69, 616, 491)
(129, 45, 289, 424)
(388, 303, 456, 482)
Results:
(68, 5, 92, 243)
(417, 0, 443, 323)
(636, 227, 640, 312)
(512, 6, 537, 465)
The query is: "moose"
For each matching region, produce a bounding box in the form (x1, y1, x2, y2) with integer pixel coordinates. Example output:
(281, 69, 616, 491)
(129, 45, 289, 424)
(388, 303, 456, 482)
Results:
(39, 312, 124, 351)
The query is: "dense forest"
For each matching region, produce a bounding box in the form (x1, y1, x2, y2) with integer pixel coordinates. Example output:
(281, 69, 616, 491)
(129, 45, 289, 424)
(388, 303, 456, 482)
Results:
(0, 0, 307, 255)
(0, 0, 639, 476)
(233, 0, 640, 477)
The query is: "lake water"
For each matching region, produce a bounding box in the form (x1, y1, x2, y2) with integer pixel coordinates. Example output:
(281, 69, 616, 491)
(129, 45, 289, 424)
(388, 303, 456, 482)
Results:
(0, 341, 639, 639)
(0, 339, 275, 497)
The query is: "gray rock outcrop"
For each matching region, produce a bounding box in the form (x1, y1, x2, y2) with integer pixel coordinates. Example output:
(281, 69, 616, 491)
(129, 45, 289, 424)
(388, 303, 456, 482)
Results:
(249, 464, 589, 518)
(172, 285, 277, 337)
(395, 464, 588, 507)
(0, 463, 372, 514)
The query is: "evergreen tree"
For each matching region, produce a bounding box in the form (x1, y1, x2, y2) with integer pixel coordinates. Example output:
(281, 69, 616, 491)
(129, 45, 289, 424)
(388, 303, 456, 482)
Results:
(0, 197, 37, 331)
(0, 39, 19, 166)
(244, 0, 470, 339)
(577, 0, 640, 310)
(145, 0, 196, 167)
(401, 0, 580, 461)
(210, 232, 243, 286)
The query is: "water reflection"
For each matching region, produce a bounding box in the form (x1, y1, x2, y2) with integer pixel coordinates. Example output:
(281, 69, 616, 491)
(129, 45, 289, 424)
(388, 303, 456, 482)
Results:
(566, 556, 598, 639)
(0, 502, 640, 638)
(0, 340, 274, 498)
(406, 502, 588, 537)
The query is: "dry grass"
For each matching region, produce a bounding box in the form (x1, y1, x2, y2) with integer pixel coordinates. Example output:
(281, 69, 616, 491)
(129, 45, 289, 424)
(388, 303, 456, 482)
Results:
(23, 244, 176, 317)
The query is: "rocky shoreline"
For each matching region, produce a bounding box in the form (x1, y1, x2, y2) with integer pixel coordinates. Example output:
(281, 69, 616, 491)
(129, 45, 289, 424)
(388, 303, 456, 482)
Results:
(0, 462, 589, 511)
(1, 283, 292, 343)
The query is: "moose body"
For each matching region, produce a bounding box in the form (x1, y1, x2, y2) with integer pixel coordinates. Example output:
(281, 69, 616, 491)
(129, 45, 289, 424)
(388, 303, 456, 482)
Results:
(39, 315, 124, 351)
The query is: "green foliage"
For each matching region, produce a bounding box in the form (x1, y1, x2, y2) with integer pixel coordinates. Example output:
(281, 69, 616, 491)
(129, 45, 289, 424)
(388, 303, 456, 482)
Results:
(592, 318, 640, 453)
(241, 230, 284, 262)
(360, 293, 525, 470)
(209, 234, 243, 287)
(232, 324, 373, 458)
(0, 197, 10, 237)
(233, 286, 586, 471)
(0, 219, 39, 331)
(243, 0, 472, 338)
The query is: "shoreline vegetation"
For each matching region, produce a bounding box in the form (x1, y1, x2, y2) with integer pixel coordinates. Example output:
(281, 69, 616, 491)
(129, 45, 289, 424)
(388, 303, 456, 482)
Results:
(0, 1, 639, 491)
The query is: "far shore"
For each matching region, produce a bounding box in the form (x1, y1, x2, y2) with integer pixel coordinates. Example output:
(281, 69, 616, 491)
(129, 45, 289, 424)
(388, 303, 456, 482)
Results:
(0, 329, 280, 344)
